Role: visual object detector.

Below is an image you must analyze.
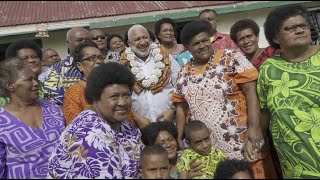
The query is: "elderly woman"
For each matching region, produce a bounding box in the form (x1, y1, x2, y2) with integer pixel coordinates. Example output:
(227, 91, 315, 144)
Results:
(258, 4, 320, 178)
(154, 18, 185, 58)
(63, 40, 104, 125)
(172, 20, 269, 178)
(230, 19, 279, 70)
(141, 121, 204, 179)
(0, 40, 44, 107)
(47, 62, 144, 179)
(0, 57, 65, 179)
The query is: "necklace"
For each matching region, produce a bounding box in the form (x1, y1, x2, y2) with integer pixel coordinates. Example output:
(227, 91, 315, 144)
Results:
(188, 55, 213, 84)
(125, 43, 166, 88)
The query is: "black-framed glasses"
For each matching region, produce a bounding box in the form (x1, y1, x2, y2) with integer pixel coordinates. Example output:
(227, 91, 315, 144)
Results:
(82, 55, 106, 62)
(91, 35, 106, 41)
(283, 22, 310, 33)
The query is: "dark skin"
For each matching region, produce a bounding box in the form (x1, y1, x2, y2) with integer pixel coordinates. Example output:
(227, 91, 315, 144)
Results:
(176, 31, 264, 163)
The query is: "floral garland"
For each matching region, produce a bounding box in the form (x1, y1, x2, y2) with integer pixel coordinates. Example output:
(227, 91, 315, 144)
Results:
(120, 43, 171, 94)
(125, 43, 165, 88)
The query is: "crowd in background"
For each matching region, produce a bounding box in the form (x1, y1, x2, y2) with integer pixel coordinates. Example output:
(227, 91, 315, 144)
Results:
(0, 3, 319, 179)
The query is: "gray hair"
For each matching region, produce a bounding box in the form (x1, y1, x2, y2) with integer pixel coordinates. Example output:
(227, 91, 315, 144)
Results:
(127, 24, 149, 43)
(0, 57, 29, 97)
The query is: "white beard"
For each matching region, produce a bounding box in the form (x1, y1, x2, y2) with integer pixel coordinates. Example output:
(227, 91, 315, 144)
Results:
(131, 42, 152, 58)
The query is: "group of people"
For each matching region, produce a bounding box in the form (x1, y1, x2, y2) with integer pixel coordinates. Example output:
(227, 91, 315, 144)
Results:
(0, 3, 319, 179)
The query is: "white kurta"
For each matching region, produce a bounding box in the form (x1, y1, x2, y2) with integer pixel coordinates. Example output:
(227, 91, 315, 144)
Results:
(131, 53, 181, 122)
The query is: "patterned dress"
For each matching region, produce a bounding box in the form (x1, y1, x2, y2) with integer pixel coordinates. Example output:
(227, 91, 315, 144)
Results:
(43, 55, 83, 105)
(172, 49, 272, 178)
(177, 146, 226, 179)
(251, 46, 279, 70)
(0, 100, 65, 179)
(47, 110, 144, 179)
(257, 50, 320, 178)
(63, 82, 90, 125)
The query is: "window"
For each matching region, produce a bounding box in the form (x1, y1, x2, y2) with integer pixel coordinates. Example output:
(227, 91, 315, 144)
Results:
(308, 8, 320, 45)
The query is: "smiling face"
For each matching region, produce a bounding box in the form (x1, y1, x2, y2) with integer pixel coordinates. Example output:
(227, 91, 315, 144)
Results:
(94, 84, 132, 124)
(128, 27, 151, 59)
(273, 15, 312, 50)
(17, 48, 42, 77)
(9, 67, 40, 103)
(236, 28, 259, 57)
(188, 127, 211, 156)
(90, 29, 107, 50)
(158, 23, 176, 44)
(155, 131, 178, 160)
(186, 32, 214, 64)
(109, 36, 125, 53)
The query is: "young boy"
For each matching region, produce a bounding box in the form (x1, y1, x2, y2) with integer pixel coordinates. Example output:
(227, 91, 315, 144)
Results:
(214, 159, 254, 179)
(140, 144, 171, 179)
(177, 120, 226, 179)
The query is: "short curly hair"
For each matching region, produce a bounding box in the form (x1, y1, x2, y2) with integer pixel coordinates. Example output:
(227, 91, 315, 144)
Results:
(73, 40, 99, 63)
(154, 18, 178, 43)
(0, 57, 29, 97)
(264, 4, 309, 49)
(230, 19, 260, 44)
(180, 20, 212, 46)
(85, 62, 135, 104)
(106, 34, 124, 51)
(5, 40, 42, 59)
(214, 159, 254, 179)
(141, 121, 178, 146)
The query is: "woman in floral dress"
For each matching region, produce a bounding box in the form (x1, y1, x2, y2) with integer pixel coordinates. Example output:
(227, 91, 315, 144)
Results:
(258, 4, 320, 178)
(47, 62, 144, 179)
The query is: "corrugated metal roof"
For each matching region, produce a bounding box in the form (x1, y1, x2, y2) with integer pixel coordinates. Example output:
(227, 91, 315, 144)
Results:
(0, 1, 240, 27)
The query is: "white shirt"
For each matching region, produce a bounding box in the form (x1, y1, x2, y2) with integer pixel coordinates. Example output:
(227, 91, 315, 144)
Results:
(131, 53, 181, 122)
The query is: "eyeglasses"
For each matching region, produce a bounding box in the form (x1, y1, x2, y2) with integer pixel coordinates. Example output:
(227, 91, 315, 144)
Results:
(283, 22, 310, 33)
(82, 55, 106, 62)
(91, 35, 106, 41)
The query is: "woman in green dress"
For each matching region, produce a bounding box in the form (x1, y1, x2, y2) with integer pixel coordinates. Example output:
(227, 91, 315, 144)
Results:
(258, 4, 320, 178)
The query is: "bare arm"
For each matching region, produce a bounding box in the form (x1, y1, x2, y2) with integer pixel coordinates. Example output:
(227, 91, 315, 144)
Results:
(261, 108, 271, 132)
(239, 81, 264, 150)
(176, 102, 188, 149)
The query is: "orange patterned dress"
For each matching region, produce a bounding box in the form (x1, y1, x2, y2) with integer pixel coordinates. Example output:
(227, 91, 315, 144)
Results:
(63, 82, 90, 125)
(172, 49, 276, 179)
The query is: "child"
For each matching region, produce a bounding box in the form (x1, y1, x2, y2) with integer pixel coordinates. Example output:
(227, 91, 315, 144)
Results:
(214, 159, 254, 179)
(177, 120, 226, 179)
(140, 144, 171, 179)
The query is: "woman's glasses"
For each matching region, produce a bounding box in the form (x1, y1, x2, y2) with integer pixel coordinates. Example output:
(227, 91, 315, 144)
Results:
(91, 35, 106, 41)
(283, 22, 310, 33)
(82, 55, 106, 62)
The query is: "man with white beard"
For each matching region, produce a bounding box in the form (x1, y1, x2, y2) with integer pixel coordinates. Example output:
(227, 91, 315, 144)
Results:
(120, 24, 181, 127)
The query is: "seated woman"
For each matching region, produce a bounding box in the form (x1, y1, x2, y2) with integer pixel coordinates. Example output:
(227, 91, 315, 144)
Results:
(154, 18, 185, 59)
(258, 4, 320, 179)
(1, 40, 45, 107)
(47, 62, 144, 179)
(141, 121, 203, 179)
(63, 40, 105, 125)
(230, 19, 279, 70)
(0, 57, 65, 179)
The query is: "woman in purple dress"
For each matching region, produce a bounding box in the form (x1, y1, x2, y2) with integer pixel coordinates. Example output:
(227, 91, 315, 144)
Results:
(47, 62, 144, 179)
(0, 57, 65, 179)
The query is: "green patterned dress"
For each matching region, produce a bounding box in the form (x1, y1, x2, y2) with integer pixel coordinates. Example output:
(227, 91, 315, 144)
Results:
(257, 50, 320, 179)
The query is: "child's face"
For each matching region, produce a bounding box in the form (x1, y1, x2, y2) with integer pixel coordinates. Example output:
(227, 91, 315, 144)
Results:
(188, 128, 211, 156)
(231, 171, 253, 179)
(140, 153, 171, 179)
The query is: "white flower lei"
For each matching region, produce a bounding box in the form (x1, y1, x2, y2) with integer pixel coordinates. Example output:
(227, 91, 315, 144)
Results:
(126, 43, 165, 88)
